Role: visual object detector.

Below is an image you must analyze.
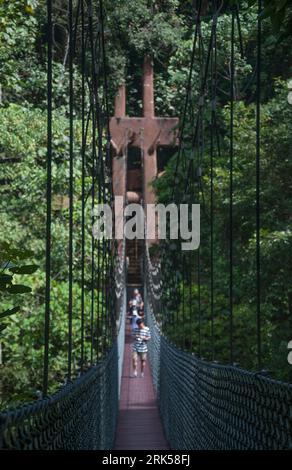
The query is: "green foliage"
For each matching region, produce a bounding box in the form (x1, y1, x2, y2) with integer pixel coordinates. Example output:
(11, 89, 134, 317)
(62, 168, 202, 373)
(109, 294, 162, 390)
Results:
(104, 0, 185, 114)
(0, 241, 38, 335)
(1, 0, 292, 409)
(108, 0, 182, 57)
(154, 81, 292, 382)
(0, 0, 118, 400)
(0, 0, 46, 105)
(0, 100, 107, 405)
(247, 0, 292, 35)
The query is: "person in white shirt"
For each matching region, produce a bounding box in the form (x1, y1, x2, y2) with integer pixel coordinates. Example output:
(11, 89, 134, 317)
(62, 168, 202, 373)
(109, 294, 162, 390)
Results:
(132, 318, 151, 378)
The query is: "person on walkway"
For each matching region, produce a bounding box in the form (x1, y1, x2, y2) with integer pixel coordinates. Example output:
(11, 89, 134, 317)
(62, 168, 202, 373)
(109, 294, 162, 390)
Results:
(128, 289, 144, 328)
(130, 299, 139, 331)
(131, 307, 144, 331)
(133, 288, 144, 310)
(127, 298, 136, 323)
(132, 317, 151, 378)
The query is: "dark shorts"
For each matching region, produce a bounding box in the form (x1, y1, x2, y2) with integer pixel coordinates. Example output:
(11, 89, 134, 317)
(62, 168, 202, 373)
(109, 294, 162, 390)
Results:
(132, 350, 147, 362)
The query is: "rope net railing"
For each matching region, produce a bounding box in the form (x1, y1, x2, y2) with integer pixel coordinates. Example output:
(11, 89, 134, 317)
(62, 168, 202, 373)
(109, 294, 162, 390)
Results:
(144, 1, 292, 448)
(0, 344, 117, 450)
(145, 252, 292, 450)
(146, 0, 292, 389)
(0, 277, 126, 450)
(0, 0, 127, 450)
(143, 1, 292, 443)
(0, 248, 126, 450)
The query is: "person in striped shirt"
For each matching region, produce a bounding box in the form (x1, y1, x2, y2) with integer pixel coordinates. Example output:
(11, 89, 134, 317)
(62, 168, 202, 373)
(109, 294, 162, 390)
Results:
(132, 318, 151, 378)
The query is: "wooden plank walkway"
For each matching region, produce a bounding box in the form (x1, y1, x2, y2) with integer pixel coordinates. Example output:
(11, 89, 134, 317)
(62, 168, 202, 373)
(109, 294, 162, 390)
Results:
(115, 325, 169, 450)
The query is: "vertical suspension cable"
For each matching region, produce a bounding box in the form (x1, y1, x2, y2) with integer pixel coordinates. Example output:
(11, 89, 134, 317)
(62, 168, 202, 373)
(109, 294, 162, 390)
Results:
(196, 13, 203, 360)
(80, 0, 85, 373)
(198, 17, 207, 356)
(189, 162, 194, 353)
(102, 205, 107, 353)
(176, 259, 179, 329)
(96, 132, 103, 359)
(43, 0, 53, 397)
(100, 117, 107, 355)
(88, 1, 108, 354)
(90, 108, 96, 365)
(96, 126, 102, 359)
(210, 4, 216, 362)
(100, 0, 115, 340)
(99, 124, 106, 354)
(197, 247, 201, 357)
(189, 254, 192, 352)
(100, 0, 111, 163)
(235, 5, 244, 59)
(96, 202, 101, 359)
(256, 0, 262, 370)
(68, 0, 74, 382)
(229, 6, 235, 365)
(88, 0, 99, 363)
(172, 0, 202, 198)
(183, 1, 220, 359)
(182, 252, 186, 350)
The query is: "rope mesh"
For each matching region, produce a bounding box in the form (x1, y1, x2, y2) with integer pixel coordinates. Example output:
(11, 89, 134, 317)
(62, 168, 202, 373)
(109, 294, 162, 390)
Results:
(146, 296, 292, 450)
(0, 281, 126, 450)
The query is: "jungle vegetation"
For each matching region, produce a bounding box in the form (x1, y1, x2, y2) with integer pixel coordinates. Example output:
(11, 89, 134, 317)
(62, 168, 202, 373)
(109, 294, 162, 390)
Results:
(0, 0, 291, 408)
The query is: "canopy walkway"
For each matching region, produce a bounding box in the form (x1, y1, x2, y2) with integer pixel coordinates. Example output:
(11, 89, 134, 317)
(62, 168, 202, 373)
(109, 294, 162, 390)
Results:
(0, 0, 292, 451)
(1, 275, 291, 450)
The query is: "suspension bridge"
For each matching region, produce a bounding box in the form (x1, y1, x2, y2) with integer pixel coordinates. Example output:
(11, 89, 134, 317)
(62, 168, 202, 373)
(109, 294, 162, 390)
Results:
(0, 0, 292, 451)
